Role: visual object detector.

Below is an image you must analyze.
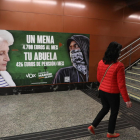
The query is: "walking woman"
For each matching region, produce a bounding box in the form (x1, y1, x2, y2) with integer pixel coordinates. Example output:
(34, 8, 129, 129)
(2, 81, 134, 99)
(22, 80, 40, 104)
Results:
(88, 42, 132, 138)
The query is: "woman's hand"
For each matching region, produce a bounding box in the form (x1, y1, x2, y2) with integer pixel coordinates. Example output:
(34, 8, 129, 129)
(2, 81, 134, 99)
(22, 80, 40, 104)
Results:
(126, 101, 132, 108)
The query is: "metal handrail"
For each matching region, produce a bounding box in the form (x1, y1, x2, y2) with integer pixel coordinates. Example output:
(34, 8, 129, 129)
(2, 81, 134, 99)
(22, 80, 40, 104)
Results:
(118, 37, 140, 70)
(120, 46, 140, 61)
(119, 44, 140, 60)
(121, 38, 140, 51)
(125, 58, 140, 71)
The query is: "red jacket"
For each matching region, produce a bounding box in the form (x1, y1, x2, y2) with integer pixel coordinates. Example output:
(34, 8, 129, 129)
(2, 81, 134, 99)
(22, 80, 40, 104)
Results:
(97, 60, 130, 102)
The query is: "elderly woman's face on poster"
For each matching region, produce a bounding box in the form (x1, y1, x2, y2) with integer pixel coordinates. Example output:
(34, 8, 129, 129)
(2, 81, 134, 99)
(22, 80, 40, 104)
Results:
(0, 40, 10, 71)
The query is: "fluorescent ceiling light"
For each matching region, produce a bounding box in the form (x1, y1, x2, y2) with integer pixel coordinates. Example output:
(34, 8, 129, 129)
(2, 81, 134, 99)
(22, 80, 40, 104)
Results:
(6, 0, 31, 1)
(129, 15, 139, 19)
(33, 0, 57, 5)
(65, 3, 85, 8)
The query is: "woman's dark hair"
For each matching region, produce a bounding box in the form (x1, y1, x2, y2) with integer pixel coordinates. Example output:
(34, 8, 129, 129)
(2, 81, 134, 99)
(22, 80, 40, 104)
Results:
(103, 42, 122, 64)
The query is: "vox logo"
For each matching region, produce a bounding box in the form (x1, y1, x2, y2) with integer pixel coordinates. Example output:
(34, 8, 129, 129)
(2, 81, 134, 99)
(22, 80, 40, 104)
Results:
(26, 73, 36, 78)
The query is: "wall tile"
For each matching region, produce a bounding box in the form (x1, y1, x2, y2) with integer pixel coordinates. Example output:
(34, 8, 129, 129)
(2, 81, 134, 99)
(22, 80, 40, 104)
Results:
(0, 0, 63, 15)
(89, 35, 124, 51)
(0, 11, 28, 30)
(0, 11, 63, 32)
(64, 0, 124, 21)
(64, 16, 123, 36)
(27, 13, 63, 32)
(89, 51, 104, 67)
(89, 66, 97, 82)
(122, 22, 140, 37)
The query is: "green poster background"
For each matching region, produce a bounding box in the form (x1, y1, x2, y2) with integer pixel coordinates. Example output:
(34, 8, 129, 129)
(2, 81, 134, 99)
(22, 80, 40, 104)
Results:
(7, 30, 90, 86)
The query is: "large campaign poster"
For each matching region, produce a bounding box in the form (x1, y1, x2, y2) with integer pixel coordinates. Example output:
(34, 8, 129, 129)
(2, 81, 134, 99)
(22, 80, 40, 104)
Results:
(1, 30, 90, 86)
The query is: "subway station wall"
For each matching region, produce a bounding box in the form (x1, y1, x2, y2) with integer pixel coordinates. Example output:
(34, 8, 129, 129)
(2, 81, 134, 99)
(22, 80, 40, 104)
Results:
(0, 0, 140, 82)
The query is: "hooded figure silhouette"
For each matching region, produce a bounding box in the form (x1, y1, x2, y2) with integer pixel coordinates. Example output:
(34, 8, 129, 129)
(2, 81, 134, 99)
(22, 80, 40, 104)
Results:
(53, 35, 89, 84)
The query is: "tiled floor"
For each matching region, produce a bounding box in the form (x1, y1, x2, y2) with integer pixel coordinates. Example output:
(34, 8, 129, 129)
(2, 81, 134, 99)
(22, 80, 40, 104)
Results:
(0, 90, 110, 138)
(0, 89, 140, 140)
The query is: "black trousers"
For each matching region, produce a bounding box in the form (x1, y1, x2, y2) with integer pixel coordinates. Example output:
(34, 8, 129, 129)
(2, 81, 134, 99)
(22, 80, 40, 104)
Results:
(92, 90, 120, 134)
